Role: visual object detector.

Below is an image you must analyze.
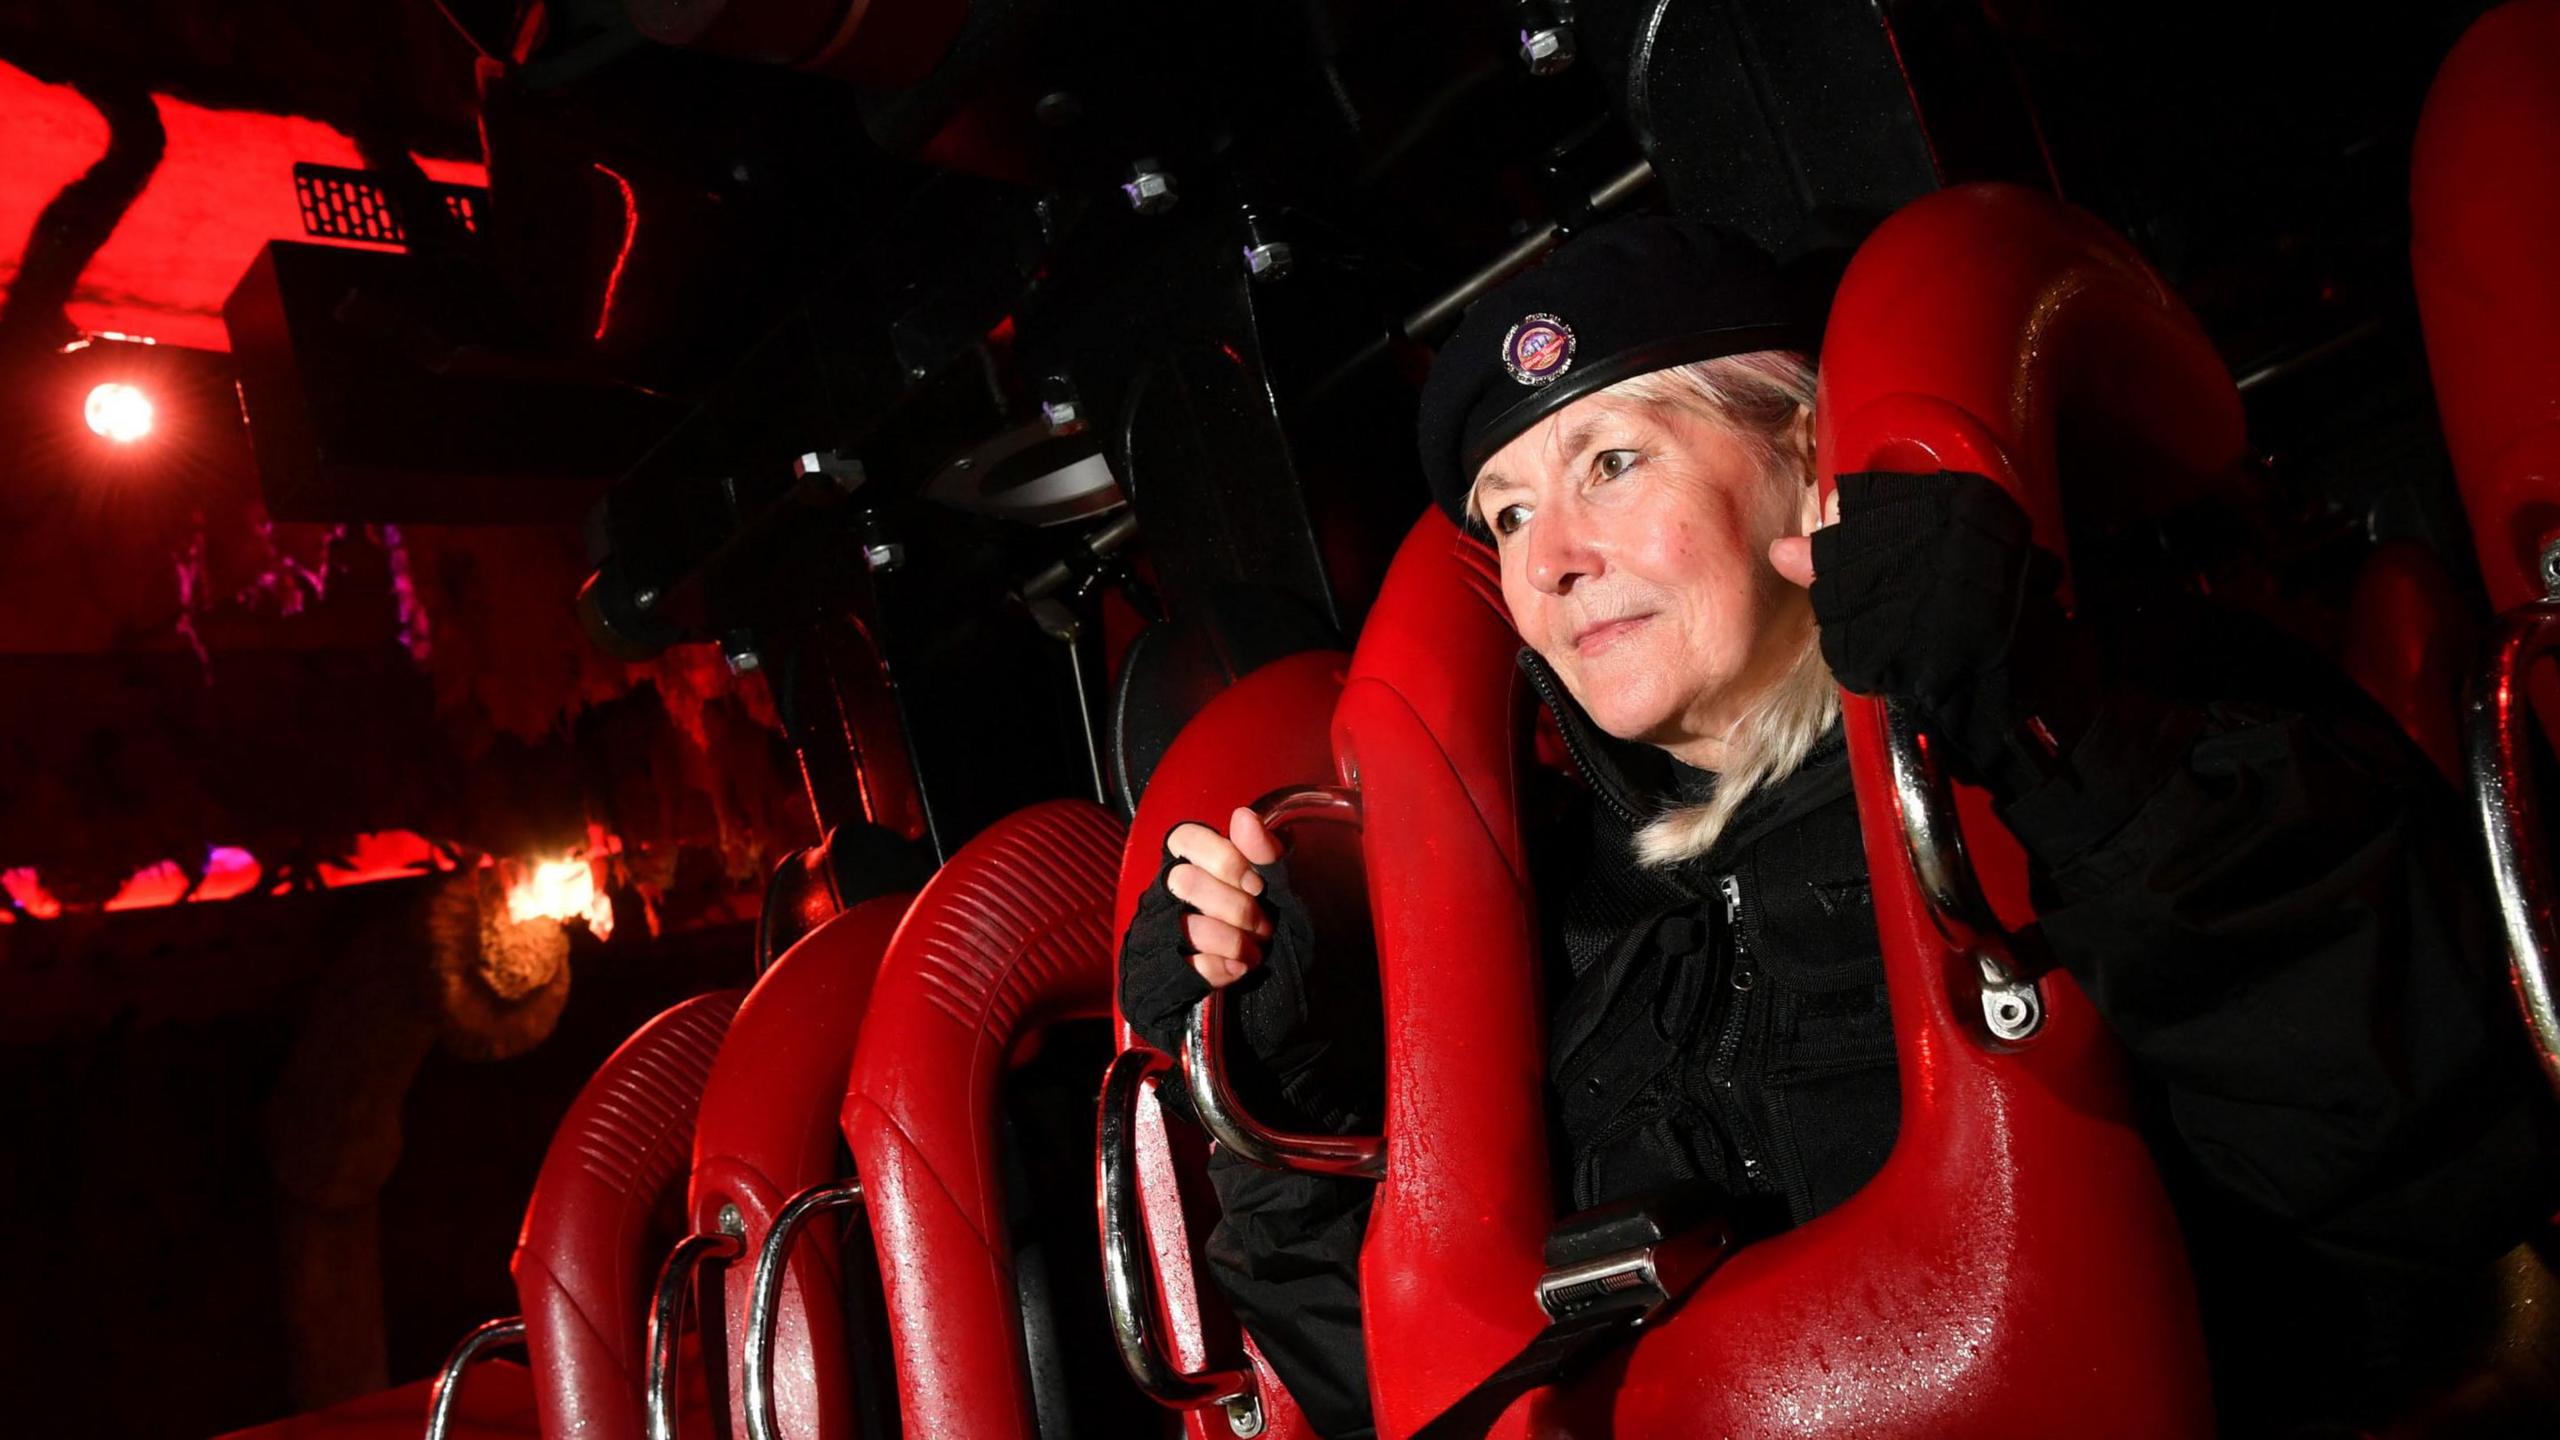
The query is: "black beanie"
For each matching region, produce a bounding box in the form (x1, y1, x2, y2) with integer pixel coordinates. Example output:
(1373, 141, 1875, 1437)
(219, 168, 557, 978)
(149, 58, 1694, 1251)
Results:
(1415, 215, 1812, 526)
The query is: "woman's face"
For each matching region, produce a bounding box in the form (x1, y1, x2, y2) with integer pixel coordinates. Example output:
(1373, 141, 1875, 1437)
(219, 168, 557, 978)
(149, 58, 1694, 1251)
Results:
(1473, 387, 1815, 766)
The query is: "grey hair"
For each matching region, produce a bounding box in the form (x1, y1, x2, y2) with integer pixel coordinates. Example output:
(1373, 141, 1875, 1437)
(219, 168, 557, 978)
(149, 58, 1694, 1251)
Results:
(1606, 351, 1839, 867)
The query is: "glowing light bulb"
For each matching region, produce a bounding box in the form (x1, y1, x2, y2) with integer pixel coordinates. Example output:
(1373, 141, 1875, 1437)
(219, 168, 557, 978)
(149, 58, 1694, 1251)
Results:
(84, 383, 153, 443)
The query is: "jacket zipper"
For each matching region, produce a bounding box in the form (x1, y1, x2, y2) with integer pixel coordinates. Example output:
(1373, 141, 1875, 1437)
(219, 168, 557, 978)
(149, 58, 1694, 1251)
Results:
(1520, 651, 1647, 826)
(1709, 873, 1772, 1194)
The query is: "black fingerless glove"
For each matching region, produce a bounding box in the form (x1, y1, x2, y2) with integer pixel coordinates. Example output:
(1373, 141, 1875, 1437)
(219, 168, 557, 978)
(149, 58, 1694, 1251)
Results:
(1116, 829, 1378, 1134)
(1809, 470, 2095, 796)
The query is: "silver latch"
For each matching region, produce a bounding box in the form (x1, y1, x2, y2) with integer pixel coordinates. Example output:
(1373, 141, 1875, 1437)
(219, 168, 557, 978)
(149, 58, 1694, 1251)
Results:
(1537, 1249, 1672, 1325)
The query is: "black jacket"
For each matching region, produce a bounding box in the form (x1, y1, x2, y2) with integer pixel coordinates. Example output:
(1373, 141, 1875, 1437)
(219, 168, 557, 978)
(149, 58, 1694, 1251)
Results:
(1131, 599, 2558, 1438)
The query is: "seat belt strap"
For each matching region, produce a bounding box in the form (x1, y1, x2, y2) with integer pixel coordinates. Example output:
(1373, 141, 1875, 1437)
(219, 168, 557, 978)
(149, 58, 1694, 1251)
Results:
(1409, 1212, 1732, 1440)
(1408, 1303, 1647, 1440)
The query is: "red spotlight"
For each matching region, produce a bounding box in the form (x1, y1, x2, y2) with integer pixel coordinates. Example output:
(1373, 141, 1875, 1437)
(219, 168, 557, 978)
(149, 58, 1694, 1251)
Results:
(84, 382, 154, 443)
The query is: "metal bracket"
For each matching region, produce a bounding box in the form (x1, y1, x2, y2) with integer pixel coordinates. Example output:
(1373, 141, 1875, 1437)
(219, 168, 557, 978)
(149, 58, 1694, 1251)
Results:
(744, 1181, 867, 1440)
(645, 1220, 745, 1440)
(1883, 699, 2047, 1045)
(1178, 785, 1388, 1178)
(423, 1316, 524, 1440)
(1097, 1050, 1262, 1416)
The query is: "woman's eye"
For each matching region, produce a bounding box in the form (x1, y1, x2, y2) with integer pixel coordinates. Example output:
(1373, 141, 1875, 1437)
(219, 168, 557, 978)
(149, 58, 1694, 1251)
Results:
(1491, 502, 1531, 537)
(1595, 449, 1641, 481)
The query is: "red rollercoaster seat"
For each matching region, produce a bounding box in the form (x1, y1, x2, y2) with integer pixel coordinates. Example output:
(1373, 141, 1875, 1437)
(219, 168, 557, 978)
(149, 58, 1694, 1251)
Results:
(513, 989, 745, 1439)
(1102, 649, 1354, 1440)
(839, 798, 1128, 1438)
(688, 892, 915, 1440)
(1125, 185, 2234, 1438)
(1366, 184, 2225, 1437)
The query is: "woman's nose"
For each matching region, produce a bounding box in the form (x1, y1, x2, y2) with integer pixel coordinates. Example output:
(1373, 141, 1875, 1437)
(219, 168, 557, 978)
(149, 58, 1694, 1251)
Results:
(1526, 506, 1597, 595)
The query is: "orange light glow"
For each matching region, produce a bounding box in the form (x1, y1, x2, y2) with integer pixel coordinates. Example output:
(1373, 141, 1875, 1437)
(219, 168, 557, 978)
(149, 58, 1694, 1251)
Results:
(505, 856, 614, 940)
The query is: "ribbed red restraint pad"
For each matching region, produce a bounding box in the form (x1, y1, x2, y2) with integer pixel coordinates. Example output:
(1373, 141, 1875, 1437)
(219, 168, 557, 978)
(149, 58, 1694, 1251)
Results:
(843, 800, 1125, 1439)
(693, 892, 914, 1440)
(513, 989, 743, 1440)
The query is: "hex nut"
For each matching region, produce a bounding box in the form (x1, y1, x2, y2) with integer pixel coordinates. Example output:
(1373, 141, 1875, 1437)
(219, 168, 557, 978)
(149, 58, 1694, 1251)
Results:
(1244, 241, 1296, 281)
(1520, 27, 1576, 76)
(1123, 162, 1178, 216)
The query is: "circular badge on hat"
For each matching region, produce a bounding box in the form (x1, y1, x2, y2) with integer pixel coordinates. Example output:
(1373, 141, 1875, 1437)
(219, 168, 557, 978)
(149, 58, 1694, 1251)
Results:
(1501, 313, 1576, 386)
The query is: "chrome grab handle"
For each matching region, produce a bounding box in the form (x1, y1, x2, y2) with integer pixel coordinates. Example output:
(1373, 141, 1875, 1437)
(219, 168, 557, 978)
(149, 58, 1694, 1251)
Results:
(1881, 699, 2045, 1042)
(743, 1181, 867, 1440)
(1179, 784, 1388, 1179)
(2465, 593, 2560, 1100)
(646, 1226, 745, 1440)
(1098, 1048, 1266, 1435)
(423, 1316, 524, 1440)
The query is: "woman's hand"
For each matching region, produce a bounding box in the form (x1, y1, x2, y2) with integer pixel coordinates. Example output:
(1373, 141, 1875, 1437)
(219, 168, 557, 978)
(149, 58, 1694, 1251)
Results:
(1164, 807, 1284, 986)
(1117, 806, 1383, 1134)
(1118, 807, 1289, 1063)
(1767, 469, 2080, 789)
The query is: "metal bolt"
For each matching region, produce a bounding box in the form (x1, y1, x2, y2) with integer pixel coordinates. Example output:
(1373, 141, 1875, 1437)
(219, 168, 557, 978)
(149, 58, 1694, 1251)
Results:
(1223, 1395, 1266, 1438)
(1122, 160, 1177, 216)
(1520, 26, 1575, 75)
(794, 450, 867, 495)
(1033, 91, 1083, 127)
(2539, 536, 2560, 600)
(717, 1203, 745, 1237)
(633, 587, 660, 612)
(860, 515, 904, 574)
(1243, 240, 1295, 282)
(1977, 952, 2043, 1041)
(1038, 376, 1086, 436)
(721, 632, 762, 675)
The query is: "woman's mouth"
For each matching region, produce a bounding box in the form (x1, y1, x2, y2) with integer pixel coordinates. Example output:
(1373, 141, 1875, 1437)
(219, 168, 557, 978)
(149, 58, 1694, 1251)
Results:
(1573, 613, 1654, 655)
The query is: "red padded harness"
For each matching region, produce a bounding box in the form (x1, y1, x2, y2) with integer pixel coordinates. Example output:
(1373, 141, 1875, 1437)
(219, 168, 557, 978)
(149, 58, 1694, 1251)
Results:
(691, 892, 914, 1440)
(1109, 649, 1355, 1440)
(512, 989, 743, 1440)
(841, 799, 1125, 1439)
(2413, 0, 2560, 749)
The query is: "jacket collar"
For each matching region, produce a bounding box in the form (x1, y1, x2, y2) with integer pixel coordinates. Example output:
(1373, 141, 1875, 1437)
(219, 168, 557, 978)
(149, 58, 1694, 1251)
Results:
(1518, 648, 1851, 857)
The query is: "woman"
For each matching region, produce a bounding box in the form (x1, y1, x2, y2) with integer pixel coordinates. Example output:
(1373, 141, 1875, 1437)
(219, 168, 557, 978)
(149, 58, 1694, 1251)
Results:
(1118, 216, 2554, 1437)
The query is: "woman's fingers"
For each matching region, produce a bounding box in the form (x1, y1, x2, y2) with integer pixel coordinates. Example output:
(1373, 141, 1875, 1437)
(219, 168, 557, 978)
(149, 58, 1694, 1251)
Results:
(1167, 862, 1271, 936)
(1228, 806, 1282, 868)
(1192, 951, 1251, 985)
(1768, 534, 1816, 588)
(1168, 820, 1264, 896)
(1185, 913, 1259, 986)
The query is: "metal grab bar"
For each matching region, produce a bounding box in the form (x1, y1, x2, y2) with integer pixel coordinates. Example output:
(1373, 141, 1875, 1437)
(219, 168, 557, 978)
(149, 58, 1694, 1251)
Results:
(646, 1227, 745, 1440)
(1097, 1048, 1265, 1435)
(743, 1181, 867, 1440)
(1179, 784, 1388, 1178)
(1881, 699, 2045, 1043)
(2465, 593, 2560, 1100)
(422, 1316, 524, 1440)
